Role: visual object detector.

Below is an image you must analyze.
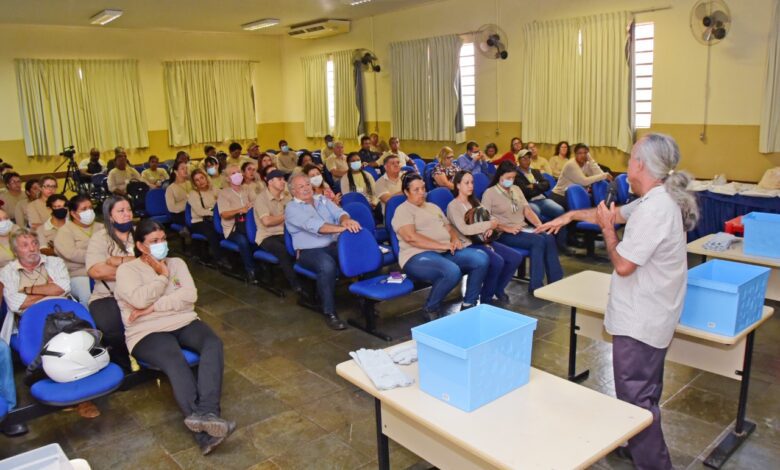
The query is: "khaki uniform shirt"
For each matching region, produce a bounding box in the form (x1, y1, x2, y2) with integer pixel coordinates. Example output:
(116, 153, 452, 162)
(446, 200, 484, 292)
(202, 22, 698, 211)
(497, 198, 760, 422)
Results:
(340, 172, 379, 206)
(187, 189, 217, 224)
(0, 191, 23, 222)
(25, 199, 50, 228)
(36, 218, 63, 248)
(530, 156, 552, 174)
(253, 190, 291, 245)
(391, 201, 452, 268)
(325, 155, 348, 175)
(481, 185, 530, 230)
(86, 228, 134, 303)
(54, 220, 94, 277)
(217, 186, 254, 238)
(552, 158, 607, 196)
(141, 168, 169, 187)
(165, 182, 190, 214)
(14, 199, 30, 229)
(108, 167, 142, 193)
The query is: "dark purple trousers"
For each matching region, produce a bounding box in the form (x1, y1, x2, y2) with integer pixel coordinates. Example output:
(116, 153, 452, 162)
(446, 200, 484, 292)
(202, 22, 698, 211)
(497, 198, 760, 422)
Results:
(612, 335, 673, 470)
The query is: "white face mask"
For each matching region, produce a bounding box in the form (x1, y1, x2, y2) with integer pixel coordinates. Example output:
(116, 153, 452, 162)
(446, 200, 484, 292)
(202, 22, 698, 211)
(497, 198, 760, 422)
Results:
(78, 209, 96, 226)
(350, 161, 362, 171)
(326, 141, 334, 149)
(310, 174, 324, 187)
(0, 219, 12, 236)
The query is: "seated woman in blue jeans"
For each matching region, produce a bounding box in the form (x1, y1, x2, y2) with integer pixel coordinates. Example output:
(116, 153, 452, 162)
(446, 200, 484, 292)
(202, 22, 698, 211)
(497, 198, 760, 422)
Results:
(391, 173, 489, 320)
(446, 171, 524, 304)
(481, 161, 563, 293)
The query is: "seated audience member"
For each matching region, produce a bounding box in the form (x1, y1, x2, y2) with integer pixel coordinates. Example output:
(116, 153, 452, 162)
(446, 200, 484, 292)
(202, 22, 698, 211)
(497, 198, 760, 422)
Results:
(482, 162, 562, 293)
(166, 161, 191, 228)
(0, 340, 26, 436)
(375, 154, 403, 212)
(305, 165, 340, 205)
(141, 155, 168, 188)
(379, 137, 409, 166)
(217, 164, 257, 284)
(0, 172, 24, 221)
(258, 154, 275, 174)
(494, 137, 523, 166)
(226, 142, 246, 169)
(548, 141, 570, 178)
(204, 145, 217, 159)
(115, 220, 233, 455)
(432, 147, 460, 190)
(368, 133, 382, 154)
(14, 179, 40, 229)
(86, 195, 135, 372)
(358, 135, 380, 168)
(551, 143, 611, 209)
(447, 171, 523, 304)
(26, 175, 57, 230)
(293, 151, 319, 176)
(320, 134, 335, 160)
(176, 151, 199, 175)
(215, 150, 228, 174)
(253, 169, 299, 292)
(107, 153, 143, 196)
(79, 148, 106, 177)
(53, 195, 96, 307)
(484, 143, 499, 163)
(393, 173, 489, 319)
(0, 209, 20, 268)
(516, 152, 568, 251)
(246, 142, 262, 162)
(285, 174, 361, 330)
(203, 156, 224, 190)
(241, 161, 264, 196)
(37, 194, 68, 255)
(456, 141, 492, 175)
(325, 141, 349, 180)
(341, 152, 380, 215)
(275, 140, 298, 175)
(527, 142, 551, 174)
(188, 169, 223, 266)
(106, 146, 125, 172)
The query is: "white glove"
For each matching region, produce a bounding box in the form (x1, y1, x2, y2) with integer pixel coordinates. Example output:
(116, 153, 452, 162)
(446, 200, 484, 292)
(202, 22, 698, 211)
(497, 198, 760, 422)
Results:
(349, 348, 414, 391)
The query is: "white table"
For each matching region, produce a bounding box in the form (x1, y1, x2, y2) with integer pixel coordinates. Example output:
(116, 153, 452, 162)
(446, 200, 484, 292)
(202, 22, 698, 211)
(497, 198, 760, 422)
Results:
(534, 271, 775, 469)
(337, 342, 652, 470)
(687, 234, 780, 301)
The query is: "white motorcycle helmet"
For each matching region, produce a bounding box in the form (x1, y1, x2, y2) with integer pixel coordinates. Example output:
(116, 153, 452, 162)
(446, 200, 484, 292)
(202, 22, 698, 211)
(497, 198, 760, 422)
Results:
(41, 330, 109, 383)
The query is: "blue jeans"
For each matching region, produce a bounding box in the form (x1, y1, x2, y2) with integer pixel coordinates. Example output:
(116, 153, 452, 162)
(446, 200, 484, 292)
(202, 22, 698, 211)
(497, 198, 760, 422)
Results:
(530, 198, 568, 249)
(0, 340, 16, 410)
(403, 248, 489, 311)
(228, 231, 255, 275)
(498, 231, 563, 292)
(472, 242, 525, 301)
(297, 243, 340, 315)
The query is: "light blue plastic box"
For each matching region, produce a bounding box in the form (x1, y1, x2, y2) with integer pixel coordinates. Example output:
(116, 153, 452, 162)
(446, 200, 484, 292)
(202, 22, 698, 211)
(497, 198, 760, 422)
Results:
(680, 260, 770, 336)
(742, 212, 780, 259)
(411, 305, 537, 412)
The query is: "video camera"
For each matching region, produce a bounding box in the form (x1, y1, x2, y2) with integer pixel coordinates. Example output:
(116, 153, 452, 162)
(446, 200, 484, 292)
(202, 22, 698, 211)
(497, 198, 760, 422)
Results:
(60, 146, 76, 160)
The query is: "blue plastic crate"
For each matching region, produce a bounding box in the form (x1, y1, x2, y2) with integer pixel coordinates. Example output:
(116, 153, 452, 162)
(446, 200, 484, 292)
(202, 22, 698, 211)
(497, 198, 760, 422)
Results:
(680, 260, 770, 336)
(743, 212, 780, 258)
(411, 305, 537, 412)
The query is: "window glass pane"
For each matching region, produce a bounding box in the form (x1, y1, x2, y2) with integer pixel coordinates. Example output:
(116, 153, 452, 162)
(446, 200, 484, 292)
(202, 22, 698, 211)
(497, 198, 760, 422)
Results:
(460, 43, 474, 56)
(464, 115, 476, 127)
(461, 75, 475, 86)
(635, 38, 654, 52)
(634, 64, 653, 77)
(635, 89, 652, 101)
(635, 113, 651, 128)
(462, 85, 475, 96)
(635, 51, 654, 65)
(460, 56, 474, 67)
(462, 105, 475, 115)
(635, 23, 655, 39)
(635, 101, 652, 113)
(635, 77, 653, 89)
(460, 65, 475, 77)
(462, 95, 475, 105)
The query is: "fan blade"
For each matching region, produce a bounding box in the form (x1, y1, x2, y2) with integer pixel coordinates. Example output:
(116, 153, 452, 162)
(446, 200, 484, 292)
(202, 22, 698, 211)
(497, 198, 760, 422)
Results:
(710, 10, 730, 26)
(694, 1, 710, 20)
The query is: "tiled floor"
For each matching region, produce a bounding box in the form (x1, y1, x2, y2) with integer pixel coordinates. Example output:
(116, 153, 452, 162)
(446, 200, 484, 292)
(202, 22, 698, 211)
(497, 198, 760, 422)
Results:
(1, 254, 778, 469)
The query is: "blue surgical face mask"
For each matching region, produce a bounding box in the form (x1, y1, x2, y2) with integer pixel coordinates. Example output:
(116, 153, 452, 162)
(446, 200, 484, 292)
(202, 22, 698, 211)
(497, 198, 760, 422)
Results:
(114, 221, 133, 233)
(149, 241, 169, 261)
(206, 167, 217, 176)
(501, 179, 513, 189)
(281, 145, 290, 153)
(350, 161, 362, 171)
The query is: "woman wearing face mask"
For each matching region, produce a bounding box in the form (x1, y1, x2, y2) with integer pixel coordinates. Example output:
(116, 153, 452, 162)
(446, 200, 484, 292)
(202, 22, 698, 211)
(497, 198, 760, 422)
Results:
(0, 209, 21, 268)
(85, 195, 136, 372)
(217, 164, 257, 284)
(115, 219, 233, 455)
(188, 169, 223, 266)
(53, 194, 96, 307)
(341, 152, 380, 218)
(304, 165, 340, 205)
(482, 161, 563, 293)
(37, 194, 69, 255)
(25, 175, 57, 230)
(203, 157, 223, 190)
(14, 179, 40, 230)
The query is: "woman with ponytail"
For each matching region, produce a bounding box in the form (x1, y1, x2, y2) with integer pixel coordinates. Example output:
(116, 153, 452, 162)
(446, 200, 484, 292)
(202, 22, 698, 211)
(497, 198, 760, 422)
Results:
(538, 133, 698, 469)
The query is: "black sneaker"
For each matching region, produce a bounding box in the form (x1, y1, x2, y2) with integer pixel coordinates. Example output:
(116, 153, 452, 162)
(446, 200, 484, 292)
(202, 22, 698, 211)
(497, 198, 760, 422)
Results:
(1, 422, 29, 437)
(184, 413, 234, 438)
(420, 308, 438, 322)
(495, 292, 511, 303)
(245, 271, 259, 285)
(199, 422, 236, 455)
(325, 314, 347, 330)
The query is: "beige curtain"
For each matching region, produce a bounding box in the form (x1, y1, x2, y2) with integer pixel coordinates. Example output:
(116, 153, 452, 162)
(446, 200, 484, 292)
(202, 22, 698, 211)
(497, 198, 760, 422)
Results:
(332, 50, 359, 139)
(760, 0, 780, 153)
(15, 59, 147, 156)
(163, 60, 255, 146)
(521, 12, 632, 152)
(301, 54, 329, 138)
(390, 34, 462, 141)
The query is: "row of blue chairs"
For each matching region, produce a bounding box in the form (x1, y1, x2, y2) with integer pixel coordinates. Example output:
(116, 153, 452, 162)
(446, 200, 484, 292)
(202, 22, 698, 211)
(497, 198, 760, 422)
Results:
(566, 176, 630, 257)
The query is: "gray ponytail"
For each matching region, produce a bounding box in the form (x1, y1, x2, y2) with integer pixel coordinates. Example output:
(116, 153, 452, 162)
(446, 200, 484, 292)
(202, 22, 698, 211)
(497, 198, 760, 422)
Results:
(632, 133, 700, 231)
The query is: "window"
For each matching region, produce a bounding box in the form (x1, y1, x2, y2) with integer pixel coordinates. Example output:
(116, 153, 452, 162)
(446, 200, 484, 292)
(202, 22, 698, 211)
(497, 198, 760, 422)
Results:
(326, 59, 336, 132)
(459, 42, 476, 128)
(633, 22, 655, 129)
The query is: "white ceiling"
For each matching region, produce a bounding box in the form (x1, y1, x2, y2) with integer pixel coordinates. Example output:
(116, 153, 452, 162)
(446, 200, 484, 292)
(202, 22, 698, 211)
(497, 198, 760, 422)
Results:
(0, 0, 440, 34)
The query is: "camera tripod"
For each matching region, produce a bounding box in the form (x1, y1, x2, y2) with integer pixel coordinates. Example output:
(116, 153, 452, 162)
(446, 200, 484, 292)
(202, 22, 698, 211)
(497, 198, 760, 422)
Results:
(53, 155, 87, 195)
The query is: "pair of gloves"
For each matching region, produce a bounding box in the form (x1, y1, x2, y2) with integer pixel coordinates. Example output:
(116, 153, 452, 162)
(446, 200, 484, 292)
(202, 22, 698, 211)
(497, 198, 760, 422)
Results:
(349, 343, 418, 391)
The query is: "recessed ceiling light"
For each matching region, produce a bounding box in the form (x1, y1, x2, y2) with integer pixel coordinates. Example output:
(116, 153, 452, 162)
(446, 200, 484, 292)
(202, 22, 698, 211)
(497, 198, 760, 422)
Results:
(242, 18, 281, 31)
(90, 9, 123, 26)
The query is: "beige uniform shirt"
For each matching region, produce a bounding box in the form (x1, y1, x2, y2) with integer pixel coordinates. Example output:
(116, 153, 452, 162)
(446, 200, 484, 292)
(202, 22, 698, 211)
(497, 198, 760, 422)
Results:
(0, 191, 23, 222)
(108, 167, 142, 193)
(36, 218, 63, 248)
(446, 199, 495, 247)
(165, 182, 190, 214)
(548, 155, 567, 178)
(244, 180, 266, 196)
(86, 227, 135, 303)
(325, 155, 348, 175)
(275, 152, 298, 174)
(552, 158, 607, 196)
(0, 227, 20, 269)
(321, 146, 334, 160)
(378, 151, 409, 167)
(115, 257, 198, 353)
(54, 220, 94, 277)
(14, 199, 30, 229)
(391, 201, 452, 268)
(187, 189, 217, 224)
(141, 168, 168, 187)
(530, 156, 552, 174)
(340, 172, 379, 206)
(253, 190, 291, 245)
(25, 198, 50, 228)
(481, 185, 530, 230)
(209, 174, 224, 191)
(217, 185, 254, 238)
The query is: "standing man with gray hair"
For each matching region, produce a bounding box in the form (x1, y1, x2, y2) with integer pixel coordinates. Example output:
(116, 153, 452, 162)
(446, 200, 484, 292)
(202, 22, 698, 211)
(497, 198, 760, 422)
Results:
(538, 133, 699, 469)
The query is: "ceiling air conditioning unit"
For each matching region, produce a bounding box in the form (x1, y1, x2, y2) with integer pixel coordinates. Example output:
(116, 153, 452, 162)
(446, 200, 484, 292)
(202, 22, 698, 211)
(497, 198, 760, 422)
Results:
(288, 19, 350, 39)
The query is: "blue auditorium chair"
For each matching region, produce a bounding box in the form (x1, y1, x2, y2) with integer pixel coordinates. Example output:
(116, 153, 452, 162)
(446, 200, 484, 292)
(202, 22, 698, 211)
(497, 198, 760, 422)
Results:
(144, 189, 170, 224)
(615, 173, 630, 205)
(343, 203, 395, 266)
(340, 192, 371, 210)
(542, 173, 557, 198)
(566, 184, 601, 257)
(426, 187, 454, 214)
(473, 173, 490, 200)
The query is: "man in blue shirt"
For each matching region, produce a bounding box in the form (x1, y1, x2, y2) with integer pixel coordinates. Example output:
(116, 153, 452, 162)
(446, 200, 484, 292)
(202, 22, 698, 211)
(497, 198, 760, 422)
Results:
(285, 174, 361, 330)
(358, 135, 380, 168)
(455, 141, 492, 175)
